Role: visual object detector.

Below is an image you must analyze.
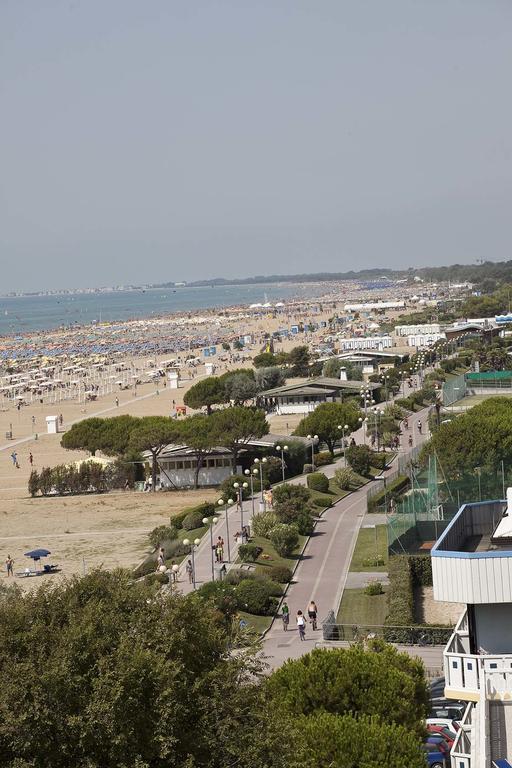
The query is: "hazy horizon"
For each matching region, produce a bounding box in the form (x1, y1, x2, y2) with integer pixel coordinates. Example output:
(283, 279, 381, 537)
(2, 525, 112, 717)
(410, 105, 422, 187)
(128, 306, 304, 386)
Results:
(2, 1, 511, 292)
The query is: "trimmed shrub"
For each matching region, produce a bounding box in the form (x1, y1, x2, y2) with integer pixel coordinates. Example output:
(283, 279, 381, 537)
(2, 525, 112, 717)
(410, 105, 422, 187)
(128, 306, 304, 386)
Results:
(346, 445, 372, 476)
(384, 557, 414, 642)
(306, 472, 329, 493)
(196, 580, 238, 618)
(310, 493, 332, 509)
(314, 451, 332, 467)
(238, 543, 262, 562)
(273, 483, 310, 506)
(163, 540, 190, 559)
(28, 470, 39, 497)
(295, 510, 315, 536)
(148, 524, 178, 549)
(364, 581, 384, 596)
(255, 565, 293, 584)
(171, 509, 191, 529)
(251, 512, 279, 538)
(334, 467, 358, 490)
(269, 524, 299, 557)
(182, 509, 207, 531)
(234, 578, 281, 615)
(370, 452, 387, 471)
(303, 463, 313, 474)
(362, 556, 385, 568)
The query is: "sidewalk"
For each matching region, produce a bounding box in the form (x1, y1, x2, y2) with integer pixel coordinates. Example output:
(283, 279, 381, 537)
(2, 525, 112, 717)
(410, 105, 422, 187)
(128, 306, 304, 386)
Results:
(175, 396, 431, 669)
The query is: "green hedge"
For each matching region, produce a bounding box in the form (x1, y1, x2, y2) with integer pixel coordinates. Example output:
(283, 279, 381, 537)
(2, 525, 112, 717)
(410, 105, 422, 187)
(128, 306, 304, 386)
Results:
(255, 565, 293, 584)
(307, 472, 329, 493)
(409, 555, 432, 586)
(181, 502, 216, 530)
(234, 579, 281, 615)
(310, 493, 333, 509)
(384, 556, 414, 642)
(367, 475, 410, 513)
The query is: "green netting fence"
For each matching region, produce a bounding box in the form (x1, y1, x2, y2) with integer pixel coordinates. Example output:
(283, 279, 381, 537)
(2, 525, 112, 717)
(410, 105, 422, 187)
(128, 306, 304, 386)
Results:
(442, 372, 466, 406)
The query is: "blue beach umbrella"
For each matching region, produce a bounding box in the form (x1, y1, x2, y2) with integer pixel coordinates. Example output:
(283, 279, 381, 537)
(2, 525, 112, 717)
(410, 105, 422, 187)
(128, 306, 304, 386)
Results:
(24, 548, 51, 570)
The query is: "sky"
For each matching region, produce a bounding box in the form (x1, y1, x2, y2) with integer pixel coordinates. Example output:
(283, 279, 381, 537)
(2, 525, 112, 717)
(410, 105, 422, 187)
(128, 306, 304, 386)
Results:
(1, 1, 512, 291)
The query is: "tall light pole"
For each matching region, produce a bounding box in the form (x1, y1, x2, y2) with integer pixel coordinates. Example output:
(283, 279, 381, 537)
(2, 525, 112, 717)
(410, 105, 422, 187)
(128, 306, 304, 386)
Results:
(202, 515, 218, 580)
(233, 481, 249, 530)
(381, 374, 389, 401)
(244, 467, 259, 517)
(275, 444, 288, 483)
(307, 434, 318, 470)
(253, 457, 267, 504)
(337, 424, 349, 466)
(183, 537, 201, 589)
(217, 498, 233, 562)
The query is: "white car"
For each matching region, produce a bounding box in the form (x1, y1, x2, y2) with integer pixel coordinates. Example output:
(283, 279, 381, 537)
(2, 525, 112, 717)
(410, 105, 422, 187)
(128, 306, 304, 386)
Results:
(426, 718, 460, 735)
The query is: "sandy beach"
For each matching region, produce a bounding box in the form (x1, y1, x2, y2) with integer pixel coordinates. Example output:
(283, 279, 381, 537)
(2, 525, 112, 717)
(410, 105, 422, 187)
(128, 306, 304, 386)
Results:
(0, 286, 413, 584)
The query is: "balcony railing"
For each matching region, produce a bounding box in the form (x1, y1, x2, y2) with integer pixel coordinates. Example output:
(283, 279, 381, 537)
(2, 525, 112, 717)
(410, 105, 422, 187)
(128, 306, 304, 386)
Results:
(451, 702, 474, 768)
(445, 611, 512, 699)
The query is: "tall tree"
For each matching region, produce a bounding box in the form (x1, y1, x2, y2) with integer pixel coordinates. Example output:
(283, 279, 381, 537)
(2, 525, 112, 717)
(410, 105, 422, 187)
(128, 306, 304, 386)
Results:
(223, 373, 259, 405)
(294, 401, 361, 457)
(179, 414, 217, 488)
(254, 366, 285, 391)
(183, 377, 228, 415)
(210, 406, 268, 470)
(0, 571, 298, 768)
(60, 417, 108, 456)
(287, 345, 311, 377)
(129, 416, 182, 491)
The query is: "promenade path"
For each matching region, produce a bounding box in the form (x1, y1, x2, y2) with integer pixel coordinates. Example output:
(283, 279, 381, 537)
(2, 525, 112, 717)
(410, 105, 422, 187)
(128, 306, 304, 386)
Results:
(178, 396, 433, 671)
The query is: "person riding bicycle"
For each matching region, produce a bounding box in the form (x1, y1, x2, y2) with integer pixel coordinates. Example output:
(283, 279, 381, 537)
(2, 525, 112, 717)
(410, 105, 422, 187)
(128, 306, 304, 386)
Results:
(307, 600, 318, 630)
(408, 434, 413, 447)
(417, 420, 422, 433)
(296, 610, 306, 641)
(403, 417, 408, 429)
(281, 601, 290, 631)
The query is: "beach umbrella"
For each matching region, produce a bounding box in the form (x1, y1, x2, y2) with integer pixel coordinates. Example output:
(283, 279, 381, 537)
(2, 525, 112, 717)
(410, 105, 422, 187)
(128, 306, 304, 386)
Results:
(24, 548, 51, 572)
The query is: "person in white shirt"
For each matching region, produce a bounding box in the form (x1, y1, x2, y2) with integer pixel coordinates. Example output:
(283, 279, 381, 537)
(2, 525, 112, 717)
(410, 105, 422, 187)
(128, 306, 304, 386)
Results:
(296, 610, 306, 641)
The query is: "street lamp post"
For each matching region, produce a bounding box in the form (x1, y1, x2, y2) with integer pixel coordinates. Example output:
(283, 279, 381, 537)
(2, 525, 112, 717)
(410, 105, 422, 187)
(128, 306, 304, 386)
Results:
(244, 467, 259, 516)
(275, 444, 289, 483)
(337, 424, 349, 466)
(253, 457, 267, 505)
(233, 482, 249, 530)
(202, 515, 218, 580)
(306, 434, 318, 471)
(217, 498, 233, 562)
(183, 537, 201, 589)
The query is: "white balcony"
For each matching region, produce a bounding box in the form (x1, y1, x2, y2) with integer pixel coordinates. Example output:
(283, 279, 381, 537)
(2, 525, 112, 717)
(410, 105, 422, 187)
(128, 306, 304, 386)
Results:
(445, 611, 512, 701)
(451, 702, 475, 768)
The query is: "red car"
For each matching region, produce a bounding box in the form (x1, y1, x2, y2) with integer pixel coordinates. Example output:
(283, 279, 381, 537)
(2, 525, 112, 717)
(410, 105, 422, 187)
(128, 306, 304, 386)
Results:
(427, 725, 455, 748)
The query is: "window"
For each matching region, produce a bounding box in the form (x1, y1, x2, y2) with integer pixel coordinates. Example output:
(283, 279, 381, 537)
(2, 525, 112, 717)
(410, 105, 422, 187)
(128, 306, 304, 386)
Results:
(490, 663, 498, 670)
(176, 461, 183, 470)
(207, 458, 215, 468)
(467, 662, 473, 671)
(452, 661, 458, 669)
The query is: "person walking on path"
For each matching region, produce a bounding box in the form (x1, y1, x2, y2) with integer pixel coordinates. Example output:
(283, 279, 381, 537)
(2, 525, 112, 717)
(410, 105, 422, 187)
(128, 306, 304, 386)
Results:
(281, 601, 290, 631)
(5, 555, 14, 577)
(29, 452, 33, 467)
(296, 610, 306, 641)
(307, 600, 318, 631)
(10, 451, 17, 467)
(115, 396, 119, 407)
(185, 559, 194, 584)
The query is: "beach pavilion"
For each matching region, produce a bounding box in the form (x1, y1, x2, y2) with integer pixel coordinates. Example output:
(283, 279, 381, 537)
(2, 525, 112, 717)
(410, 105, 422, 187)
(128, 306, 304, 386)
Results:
(260, 376, 381, 415)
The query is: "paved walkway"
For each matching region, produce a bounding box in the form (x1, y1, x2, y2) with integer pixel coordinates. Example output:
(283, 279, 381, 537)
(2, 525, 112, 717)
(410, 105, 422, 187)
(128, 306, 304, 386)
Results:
(175, 394, 432, 670)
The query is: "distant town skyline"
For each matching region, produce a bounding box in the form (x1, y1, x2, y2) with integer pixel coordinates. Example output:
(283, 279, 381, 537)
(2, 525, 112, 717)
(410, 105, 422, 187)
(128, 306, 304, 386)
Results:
(2, 1, 511, 292)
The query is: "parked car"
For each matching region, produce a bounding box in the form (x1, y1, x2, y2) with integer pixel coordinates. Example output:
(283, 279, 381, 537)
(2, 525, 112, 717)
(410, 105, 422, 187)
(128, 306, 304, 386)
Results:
(429, 701, 465, 722)
(427, 717, 460, 735)
(427, 724, 456, 747)
(429, 676, 445, 699)
(422, 742, 447, 767)
(426, 735, 451, 756)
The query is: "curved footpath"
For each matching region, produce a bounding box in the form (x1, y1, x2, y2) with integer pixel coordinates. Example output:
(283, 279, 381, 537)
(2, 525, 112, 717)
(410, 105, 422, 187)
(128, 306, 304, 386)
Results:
(178, 398, 438, 670)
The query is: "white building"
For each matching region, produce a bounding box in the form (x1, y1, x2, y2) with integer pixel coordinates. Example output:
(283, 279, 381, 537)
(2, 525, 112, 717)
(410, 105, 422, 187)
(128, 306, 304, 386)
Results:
(261, 377, 381, 415)
(407, 332, 446, 347)
(338, 336, 394, 351)
(344, 301, 405, 312)
(431, 494, 512, 768)
(395, 323, 441, 337)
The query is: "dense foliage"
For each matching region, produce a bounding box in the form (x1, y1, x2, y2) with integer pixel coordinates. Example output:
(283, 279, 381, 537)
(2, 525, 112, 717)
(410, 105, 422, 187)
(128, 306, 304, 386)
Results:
(294, 401, 361, 457)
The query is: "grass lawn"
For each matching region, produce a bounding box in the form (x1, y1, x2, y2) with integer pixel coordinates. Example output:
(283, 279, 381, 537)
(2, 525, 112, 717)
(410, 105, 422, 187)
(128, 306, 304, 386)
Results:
(336, 587, 389, 626)
(349, 524, 388, 572)
(238, 610, 273, 634)
(247, 533, 307, 572)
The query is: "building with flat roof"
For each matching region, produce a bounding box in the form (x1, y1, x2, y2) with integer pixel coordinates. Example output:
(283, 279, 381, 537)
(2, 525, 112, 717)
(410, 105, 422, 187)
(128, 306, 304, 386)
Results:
(261, 376, 380, 415)
(431, 493, 512, 768)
